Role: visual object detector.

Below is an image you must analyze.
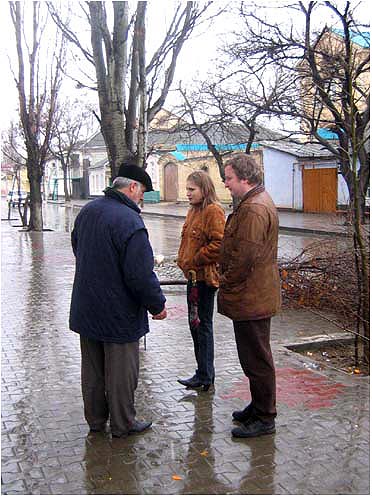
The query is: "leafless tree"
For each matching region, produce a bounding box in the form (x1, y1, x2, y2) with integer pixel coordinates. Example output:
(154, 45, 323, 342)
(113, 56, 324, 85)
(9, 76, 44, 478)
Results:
(49, 99, 93, 201)
(224, 1, 369, 215)
(177, 74, 286, 180)
(47, 1, 216, 179)
(9, 1, 65, 231)
(1, 122, 28, 223)
(1, 122, 26, 171)
(177, 1, 369, 361)
(225, 0, 370, 360)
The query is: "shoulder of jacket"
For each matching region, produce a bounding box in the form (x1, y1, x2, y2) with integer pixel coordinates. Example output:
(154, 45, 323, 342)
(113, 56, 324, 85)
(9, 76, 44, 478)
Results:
(204, 203, 225, 216)
(238, 201, 270, 218)
(111, 202, 145, 228)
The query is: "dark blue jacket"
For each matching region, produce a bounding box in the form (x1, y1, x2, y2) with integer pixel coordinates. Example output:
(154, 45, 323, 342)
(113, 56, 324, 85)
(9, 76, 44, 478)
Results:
(69, 188, 166, 343)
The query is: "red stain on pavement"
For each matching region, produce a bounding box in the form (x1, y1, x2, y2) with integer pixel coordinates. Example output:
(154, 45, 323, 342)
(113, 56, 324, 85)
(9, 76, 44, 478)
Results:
(220, 367, 346, 409)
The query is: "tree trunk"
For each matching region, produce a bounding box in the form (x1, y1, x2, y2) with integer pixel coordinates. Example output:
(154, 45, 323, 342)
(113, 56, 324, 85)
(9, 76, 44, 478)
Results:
(62, 164, 70, 201)
(100, 104, 131, 180)
(136, 2, 147, 168)
(10, 1, 63, 231)
(89, 2, 131, 180)
(27, 164, 43, 231)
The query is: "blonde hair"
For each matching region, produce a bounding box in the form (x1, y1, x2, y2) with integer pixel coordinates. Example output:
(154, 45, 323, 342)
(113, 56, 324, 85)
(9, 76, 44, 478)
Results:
(187, 170, 219, 209)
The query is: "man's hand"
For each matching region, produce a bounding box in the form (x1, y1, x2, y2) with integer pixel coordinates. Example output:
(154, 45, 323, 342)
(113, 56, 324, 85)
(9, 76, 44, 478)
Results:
(152, 308, 167, 320)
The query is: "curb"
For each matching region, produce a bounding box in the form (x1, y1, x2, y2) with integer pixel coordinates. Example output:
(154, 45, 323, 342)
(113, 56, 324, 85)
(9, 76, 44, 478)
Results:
(141, 210, 348, 237)
(50, 200, 349, 238)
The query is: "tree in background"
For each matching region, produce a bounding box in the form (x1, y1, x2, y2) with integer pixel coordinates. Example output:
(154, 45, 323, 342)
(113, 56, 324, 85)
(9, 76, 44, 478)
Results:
(228, 0, 369, 363)
(177, 1, 369, 364)
(177, 76, 285, 181)
(9, 1, 65, 231)
(47, 1, 216, 180)
(225, 1, 369, 217)
(49, 99, 93, 201)
(1, 122, 28, 224)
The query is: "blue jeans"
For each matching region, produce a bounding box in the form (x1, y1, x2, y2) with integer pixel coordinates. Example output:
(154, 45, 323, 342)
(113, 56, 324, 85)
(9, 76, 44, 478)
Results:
(187, 281, 216, 384)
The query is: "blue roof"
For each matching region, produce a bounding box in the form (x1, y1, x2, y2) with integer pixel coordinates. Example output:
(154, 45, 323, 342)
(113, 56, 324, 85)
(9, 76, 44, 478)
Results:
(175, 143, 260, 152)
(170, 151, 186, 161)
(317, 128, 338, 140)
(332, 28, 370, 48)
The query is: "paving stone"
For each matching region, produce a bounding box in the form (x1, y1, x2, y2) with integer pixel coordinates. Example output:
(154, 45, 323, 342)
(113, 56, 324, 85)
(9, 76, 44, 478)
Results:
(1, 212, 370, 495)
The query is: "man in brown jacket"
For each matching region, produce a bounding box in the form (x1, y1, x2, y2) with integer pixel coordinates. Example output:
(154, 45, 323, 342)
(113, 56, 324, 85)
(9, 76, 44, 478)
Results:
(218, 153, 281, 438)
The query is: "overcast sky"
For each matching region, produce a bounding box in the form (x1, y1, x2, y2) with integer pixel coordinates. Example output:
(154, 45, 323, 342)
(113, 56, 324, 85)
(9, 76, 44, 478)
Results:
(1, 1, 368, 134)
(0, 1, 229, 132)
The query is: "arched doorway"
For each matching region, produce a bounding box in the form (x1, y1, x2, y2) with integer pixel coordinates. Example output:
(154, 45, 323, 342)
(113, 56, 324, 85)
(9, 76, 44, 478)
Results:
(164, 162, 178, 201)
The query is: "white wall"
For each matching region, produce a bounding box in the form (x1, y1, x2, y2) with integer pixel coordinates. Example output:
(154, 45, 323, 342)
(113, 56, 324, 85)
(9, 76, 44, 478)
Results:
(89, 168, 106, 195)
(338, 173, 349, 205)
(262, 148, 302, 209)
(44, 159, 68, 198)
(146, 154, 160, 191)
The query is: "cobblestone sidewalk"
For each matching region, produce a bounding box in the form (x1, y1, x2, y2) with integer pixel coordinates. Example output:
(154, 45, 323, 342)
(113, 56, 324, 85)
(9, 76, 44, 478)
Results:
(1, 226, 369, 495)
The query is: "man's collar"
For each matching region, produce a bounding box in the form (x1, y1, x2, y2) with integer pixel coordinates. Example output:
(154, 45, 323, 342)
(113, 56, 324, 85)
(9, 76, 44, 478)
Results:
(234, 184, 265, 210)
(104, 187, 141, 213)
(241, 184, 265, 203)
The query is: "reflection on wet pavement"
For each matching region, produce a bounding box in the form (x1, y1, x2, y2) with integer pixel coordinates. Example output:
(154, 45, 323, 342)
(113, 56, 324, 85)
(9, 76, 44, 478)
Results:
(1, 200, 369, 495)
(7, 201, 343, 260)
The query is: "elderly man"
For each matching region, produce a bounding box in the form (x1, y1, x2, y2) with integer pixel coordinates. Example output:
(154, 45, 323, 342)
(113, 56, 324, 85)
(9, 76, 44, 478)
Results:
(70, 162, 167, 438)
(218, 153, 281, 438)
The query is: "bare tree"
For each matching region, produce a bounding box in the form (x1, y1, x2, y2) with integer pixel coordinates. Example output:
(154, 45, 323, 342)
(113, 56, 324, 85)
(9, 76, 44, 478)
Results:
(176, 1, 369, 362)
(224, 0, 369, 361)
(177, 73, 286, 181)
(49, 99, 92, 201)
(1, 122, 26, 171)
(224, 1, 369, 217)
(1, 122, 28, 224)
(9, 1, 65, 231)
(47, 1, 215, 179)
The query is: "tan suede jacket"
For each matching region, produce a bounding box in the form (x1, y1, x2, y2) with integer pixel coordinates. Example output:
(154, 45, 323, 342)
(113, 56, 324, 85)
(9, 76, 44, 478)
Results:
(177, 203, 226, 287)
(218, 185, 281, 320)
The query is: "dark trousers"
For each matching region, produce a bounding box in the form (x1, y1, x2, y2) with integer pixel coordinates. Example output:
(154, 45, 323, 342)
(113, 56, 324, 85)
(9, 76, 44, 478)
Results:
(187, 281, 216, 383)
(233, 318, 277, 421)
(80, 336, 139, 437)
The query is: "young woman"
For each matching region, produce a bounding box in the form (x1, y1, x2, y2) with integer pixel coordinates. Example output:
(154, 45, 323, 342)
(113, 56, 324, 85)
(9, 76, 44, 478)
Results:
(177, 170, 225, 391)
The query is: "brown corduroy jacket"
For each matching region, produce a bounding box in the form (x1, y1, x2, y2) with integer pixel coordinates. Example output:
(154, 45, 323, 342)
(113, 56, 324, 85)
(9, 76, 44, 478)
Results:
(218, 185, 281, 320)
(177, 203, 226, 287)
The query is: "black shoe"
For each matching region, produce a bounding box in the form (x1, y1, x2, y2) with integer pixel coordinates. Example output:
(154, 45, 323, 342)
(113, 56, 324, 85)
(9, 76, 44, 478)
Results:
(112, 420, 152, 438)
(232, 404, 254, 423)
(177, 376, 197, 387)
(231, 419, 276, 438)
(128, 420, 152, 434)
(177, 376, 212, 391)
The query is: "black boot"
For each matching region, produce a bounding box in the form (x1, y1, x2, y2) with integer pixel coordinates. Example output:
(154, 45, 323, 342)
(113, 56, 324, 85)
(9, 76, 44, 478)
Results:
(231, 418, 276, 438)
(177, 375, 198, 387)
(232, 403, 254, 423)
(177, 376, 213, 391)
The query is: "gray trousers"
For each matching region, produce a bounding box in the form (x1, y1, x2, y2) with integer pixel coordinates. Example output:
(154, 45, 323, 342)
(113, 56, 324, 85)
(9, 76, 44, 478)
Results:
(80, 336, 139, 437)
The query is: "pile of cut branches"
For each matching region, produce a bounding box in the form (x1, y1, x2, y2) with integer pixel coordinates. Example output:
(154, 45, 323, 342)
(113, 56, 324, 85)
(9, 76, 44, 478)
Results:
(279, 237, 364, 322)
(279, 231, 369, 369)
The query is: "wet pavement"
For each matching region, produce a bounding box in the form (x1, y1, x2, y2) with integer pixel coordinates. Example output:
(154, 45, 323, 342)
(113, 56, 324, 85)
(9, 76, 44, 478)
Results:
(1, 201, 370, 495)
(67, 198, 352, 235)
(40, 201, 347, 262)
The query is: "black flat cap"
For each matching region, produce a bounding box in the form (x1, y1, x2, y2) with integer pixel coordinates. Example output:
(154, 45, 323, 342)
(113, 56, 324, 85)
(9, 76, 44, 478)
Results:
(117, 163, 154, 192)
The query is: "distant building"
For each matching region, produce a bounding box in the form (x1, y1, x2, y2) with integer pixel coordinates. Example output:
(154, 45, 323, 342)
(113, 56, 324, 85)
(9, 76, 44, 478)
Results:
(45, 109, 349, 212)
